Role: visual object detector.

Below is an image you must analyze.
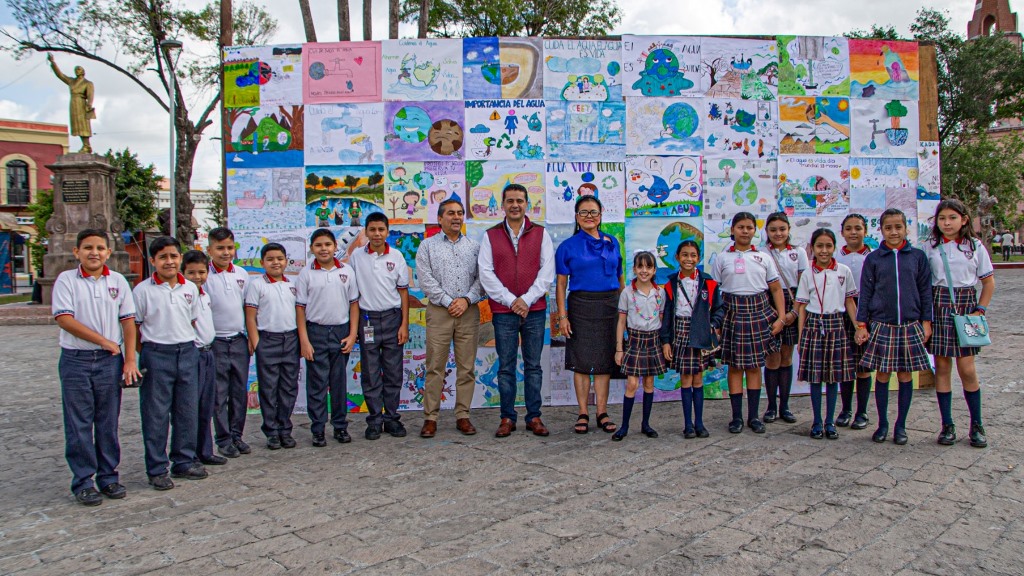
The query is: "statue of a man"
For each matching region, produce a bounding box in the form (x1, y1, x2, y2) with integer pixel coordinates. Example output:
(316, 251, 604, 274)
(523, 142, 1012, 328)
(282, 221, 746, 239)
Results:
(48, 54, 95, 153)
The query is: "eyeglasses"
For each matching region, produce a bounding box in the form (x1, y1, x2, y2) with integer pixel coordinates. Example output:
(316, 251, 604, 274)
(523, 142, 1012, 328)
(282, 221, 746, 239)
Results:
(576, 210, 601, 218)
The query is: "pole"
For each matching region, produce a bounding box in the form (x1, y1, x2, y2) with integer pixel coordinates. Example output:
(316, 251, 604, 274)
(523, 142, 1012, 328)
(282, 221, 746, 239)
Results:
(221, 0, 233, 225)
(168, 61, 176, 239)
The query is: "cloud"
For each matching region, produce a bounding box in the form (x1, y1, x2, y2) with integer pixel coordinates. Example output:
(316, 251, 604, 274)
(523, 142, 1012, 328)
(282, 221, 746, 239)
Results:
(469, 123, 490, 133)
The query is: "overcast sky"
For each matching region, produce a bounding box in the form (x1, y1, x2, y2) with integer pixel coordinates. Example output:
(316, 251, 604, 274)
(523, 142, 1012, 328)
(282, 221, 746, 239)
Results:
(0, 0, 978, 188)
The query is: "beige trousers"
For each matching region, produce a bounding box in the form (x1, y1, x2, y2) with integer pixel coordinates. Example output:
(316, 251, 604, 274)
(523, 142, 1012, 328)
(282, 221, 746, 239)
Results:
(423, 303, 480, 420)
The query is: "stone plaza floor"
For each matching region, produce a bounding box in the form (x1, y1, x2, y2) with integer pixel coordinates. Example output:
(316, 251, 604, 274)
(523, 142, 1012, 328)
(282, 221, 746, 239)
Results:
(1, 273, 1023, 575)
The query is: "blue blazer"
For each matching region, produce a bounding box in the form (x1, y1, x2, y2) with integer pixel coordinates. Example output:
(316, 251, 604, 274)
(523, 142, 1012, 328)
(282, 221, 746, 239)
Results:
(660, 271, 725, 350)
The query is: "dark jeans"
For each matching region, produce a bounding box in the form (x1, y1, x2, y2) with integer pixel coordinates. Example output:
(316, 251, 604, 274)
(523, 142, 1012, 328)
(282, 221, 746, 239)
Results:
(359, 309, 404, 427)
(196, 348, 216, 461)
(304, 322, 350, 436)
(59, 349, 123, 493)
(139, 342, 199, 477)
(212, 335, 250, 448)
(492, 310, 546, 423)
(255, 330, 299, 438)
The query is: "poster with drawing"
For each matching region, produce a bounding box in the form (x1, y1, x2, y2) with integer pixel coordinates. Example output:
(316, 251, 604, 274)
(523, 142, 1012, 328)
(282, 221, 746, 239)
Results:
(382, 161, 465, 225)
(849, 157, 919, 245)
(622, 35, 704, 97)
(849, 39, 919, 100)
(703, 158, 778, 221)
(851, 99, 919, 158)
(223, 45, 303, 107)
(626, 97, 703, 155)
(625, 155, 702, 217)
(464, 99, 546, 161)
(225, 105, 305, 168)
(462, 37, 544, 99)
(233, 228, 310, 274)
(383, 101, 466, 161)
(701, 37, 778, 101)
(702, 98, 779, 159)
(226, 168, 306, 231)
(624, 217, 703, 284)
(303, 42, 382, 103)
(542, 38, 623, 101)
(304, 164, 385, 227)
(465, 161, 545, 222)
(545, 161, 626, 224)
(304, 103, 384, 165)
(777, 36, 850, 97)
(381, 38, 463, 101)
(777, 156, 851, 217)
(917, 141, 940, 201)
(546, 100, 625, 160)
(779, 96, 851, 155)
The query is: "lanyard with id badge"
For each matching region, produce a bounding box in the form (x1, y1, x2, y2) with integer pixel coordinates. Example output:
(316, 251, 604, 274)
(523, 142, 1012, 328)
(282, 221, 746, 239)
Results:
(734, 252, 747, 274)
(363, 314, 374, 343)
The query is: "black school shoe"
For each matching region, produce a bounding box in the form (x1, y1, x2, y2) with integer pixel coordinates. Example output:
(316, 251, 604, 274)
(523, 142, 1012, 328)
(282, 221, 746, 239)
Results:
(171, 464, 209, 480)
(893, 428, 909, 445)
(780, 410, 797, 424)
(100, 483, 127, 499)
(312, 433, 327, 448)
(364, 426, 382, 441)
(280, 435, 297, 449)
(937, 424, 956, 446)
(683, 427, 696, 439)
(201, 455, 228, 465)
(748, 419, 766, 434)
(696, 426, 710, 438)
(233, 439, 252, 454)
(872, 425, 888, 443)
(334, 430, 352, 444)
(641, 427, 659, 439)
(835, 411, 853, 427)
(75, 487, 103, 506)
(851, 414, 870, 430)
(969, 423, 988, 448)
(825, 425, 839, 440)
(266, 436, 282, 450)
(218, 443, 240, 458)
(810, 425, 824, 440)
(762, 409, 777, 423)
(728, 418, 743, 434)
(148, 474, 174, 491)
(383, 421, 408, 438)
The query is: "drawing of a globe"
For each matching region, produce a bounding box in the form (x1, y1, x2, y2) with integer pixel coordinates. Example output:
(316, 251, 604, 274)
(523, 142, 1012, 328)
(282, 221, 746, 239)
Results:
(657, 221, 703, 269)
(393, 106, 432, 143)
(663, 102, 699, 140)
(732, 172, 759, 206)
(308, 61, 326, 80)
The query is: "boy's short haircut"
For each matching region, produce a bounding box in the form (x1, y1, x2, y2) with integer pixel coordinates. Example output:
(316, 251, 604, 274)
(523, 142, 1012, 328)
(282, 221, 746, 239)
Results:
(76, 228, 109, 248)
(149, 236, 180, 258)
(208, 227, 235, 243)
(261, 242, 287, 259)
(364, 212, 389, 229)
(309, 228, 336, 246)
(182, 250, 209, 269)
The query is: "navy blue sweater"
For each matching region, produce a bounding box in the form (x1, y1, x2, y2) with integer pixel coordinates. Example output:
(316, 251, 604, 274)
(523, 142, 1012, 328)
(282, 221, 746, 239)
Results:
(660, 271, 726, 349)
(857, 241, 933, 325)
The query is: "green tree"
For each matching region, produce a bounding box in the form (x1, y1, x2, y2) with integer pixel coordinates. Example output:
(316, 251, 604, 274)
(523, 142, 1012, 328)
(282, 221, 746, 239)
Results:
(846, 24, 902, 40)
(402, 0, 621, 38)
(206, 178, 226, 230)
(2, 0, 277, 245)
(105, 148, 160, 233)
(306, 173, 320, 189)
(344, 174, 359, 192)
(321, 176, 336, 191)
(368, 171, 384, 187)
(26, 188, 53, 276)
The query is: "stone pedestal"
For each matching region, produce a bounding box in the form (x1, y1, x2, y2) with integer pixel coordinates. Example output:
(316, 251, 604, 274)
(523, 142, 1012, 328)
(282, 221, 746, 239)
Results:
(39, 153, 132, 304)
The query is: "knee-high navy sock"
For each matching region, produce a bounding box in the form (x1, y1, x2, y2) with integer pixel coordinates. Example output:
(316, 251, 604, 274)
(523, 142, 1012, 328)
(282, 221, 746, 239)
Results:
(937, 391, 953, 426)
(764, 368, 778, 410)
(641, 392, 654, 430)
(964, 389, 983, 426)
(825, 383, 838, 426)
(894, 381, 914, 432)
(620, 395, 635, 433)
(809, 383, 823, 427)
(747, 388, 762, 422)
(855, 376, 872, 416)
(779, 366, 793, 412)
(730, 393, 743, 421)
(875, 378, 890, 427)
(680, 387, 693, 430)
(693, 386, 705, 428)
(840, 380, 854, 414)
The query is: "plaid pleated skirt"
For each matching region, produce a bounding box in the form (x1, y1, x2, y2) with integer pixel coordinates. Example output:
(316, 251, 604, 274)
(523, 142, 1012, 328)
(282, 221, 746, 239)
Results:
(623, 328, 667, 377)
(670, 316, 711, 375)
(565, 290, 620, 375)
(722, 292, 780, 370)
(927, 286, 980, 358)
(859, 321, 931, 373)
(777, 288, 799, 346)
(797, 312, 854, 383)
(843, 297, 868, 371)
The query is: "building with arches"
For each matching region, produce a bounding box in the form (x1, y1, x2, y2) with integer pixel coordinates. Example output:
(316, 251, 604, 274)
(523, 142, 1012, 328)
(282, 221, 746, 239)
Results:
(969, 0, 1022, 46)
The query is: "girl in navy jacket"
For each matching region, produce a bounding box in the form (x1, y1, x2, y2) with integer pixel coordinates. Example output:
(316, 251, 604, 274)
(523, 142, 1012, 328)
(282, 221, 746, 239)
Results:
(661, 240, 725, 438)
(855, 208, 933, 446)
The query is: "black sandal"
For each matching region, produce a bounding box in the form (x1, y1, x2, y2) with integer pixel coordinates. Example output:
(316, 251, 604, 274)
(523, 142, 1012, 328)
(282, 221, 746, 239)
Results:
(596, 413, 617, 433)
(574, 414, 589, 434)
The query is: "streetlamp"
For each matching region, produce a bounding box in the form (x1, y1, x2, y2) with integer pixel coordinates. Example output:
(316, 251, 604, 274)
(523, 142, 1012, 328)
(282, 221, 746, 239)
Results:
(160, 39, 183, 238)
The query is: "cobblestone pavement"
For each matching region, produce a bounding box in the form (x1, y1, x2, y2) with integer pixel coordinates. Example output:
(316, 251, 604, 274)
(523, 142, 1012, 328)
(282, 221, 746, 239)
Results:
(1, 274, 1023, 576)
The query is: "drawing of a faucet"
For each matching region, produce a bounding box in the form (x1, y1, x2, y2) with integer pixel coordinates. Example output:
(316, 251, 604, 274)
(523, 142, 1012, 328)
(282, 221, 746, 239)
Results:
(868, 119, 884, 150)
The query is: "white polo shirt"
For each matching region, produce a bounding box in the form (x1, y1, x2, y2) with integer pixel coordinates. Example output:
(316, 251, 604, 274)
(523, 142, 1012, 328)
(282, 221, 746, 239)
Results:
(205, 262, 249, 337)
(617, 282, 665, 332)
(133, 273, 201, 345)
(52, 265, 136, 350)
(795, 260, 858, 315)
(244, 274, 298, 332)
(836, 245, 871, 291)
(294, 258, 360, 325)
(194, 288, 216, 347)
(767, 244, 807, 291)
(674, 273, 700, 318)
(921, 238, 995, 288)
(709, 245, 780, 295)
(349, 244, 409, 312)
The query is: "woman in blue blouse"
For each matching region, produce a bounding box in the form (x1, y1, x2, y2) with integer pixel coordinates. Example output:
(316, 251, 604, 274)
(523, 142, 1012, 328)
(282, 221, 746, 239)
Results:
(555, 196, 625, 434)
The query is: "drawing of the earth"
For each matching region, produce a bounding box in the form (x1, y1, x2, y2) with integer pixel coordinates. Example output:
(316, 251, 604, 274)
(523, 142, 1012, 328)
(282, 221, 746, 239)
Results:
(427, 119, 464, 155)
(663, 102, 699, 140)
(631, 48, 694, 96)
(308, 61, 326, 80)
(732, 172, 759, 206)
(393, 106, 432, 143)
(657, 221, 703, 269)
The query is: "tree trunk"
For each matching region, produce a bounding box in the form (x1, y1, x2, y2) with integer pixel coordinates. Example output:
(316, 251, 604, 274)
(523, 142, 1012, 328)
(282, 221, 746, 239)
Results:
(220, 0, 232, 226)
(173, 103, 199, 245)
(338, 0, 351, 41)
(363, 0, 372, 40)
(298, 0, 317, 42)
(418, 0, 431, 38)
(389, 0, 399, 38)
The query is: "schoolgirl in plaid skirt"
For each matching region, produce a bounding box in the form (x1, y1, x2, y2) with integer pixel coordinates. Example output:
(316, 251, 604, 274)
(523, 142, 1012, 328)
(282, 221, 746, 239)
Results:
(855, 209, 933, 446)
(796, 229, 859, 440)
(763, 212, 808, 424)
(612, 251, 666, 441)
(836, 213, 873, 430)
(661, 241, 725, 438)
(708, 213, 787, 435)
(921, 199, 995, 448)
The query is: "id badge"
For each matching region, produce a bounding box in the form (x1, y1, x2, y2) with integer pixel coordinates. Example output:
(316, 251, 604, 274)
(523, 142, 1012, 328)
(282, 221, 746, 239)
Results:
(362, 324, 375, 344)
(734, 255, 746, 274)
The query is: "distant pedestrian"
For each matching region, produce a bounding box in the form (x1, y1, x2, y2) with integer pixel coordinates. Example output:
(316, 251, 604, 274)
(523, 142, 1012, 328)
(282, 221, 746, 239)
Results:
(1000, 230, 1013, 262)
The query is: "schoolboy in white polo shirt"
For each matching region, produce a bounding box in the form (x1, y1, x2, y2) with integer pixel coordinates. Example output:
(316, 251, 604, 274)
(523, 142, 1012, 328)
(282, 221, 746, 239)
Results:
(296, 229, 360, 447)
(53, 229, 140, 506)
(133, 236, 206, 491)
(205, 227, 251, 458)
(349, 212, 411, 440)
(244, 242, 300, 450)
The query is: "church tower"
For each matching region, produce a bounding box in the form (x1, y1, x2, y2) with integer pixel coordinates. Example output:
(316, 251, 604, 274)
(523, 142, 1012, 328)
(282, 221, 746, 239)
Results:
(968, 0, 1023, 47)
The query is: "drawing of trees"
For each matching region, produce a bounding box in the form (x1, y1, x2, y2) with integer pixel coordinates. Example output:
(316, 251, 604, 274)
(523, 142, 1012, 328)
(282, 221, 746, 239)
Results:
(306, 173, 321, 190)
(322, 176, 337, 191)
(279, 105, 305, 150)
(368, 171, 384, 187)
(344, 174, 360, 191)
(703, 56, 725, 88)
